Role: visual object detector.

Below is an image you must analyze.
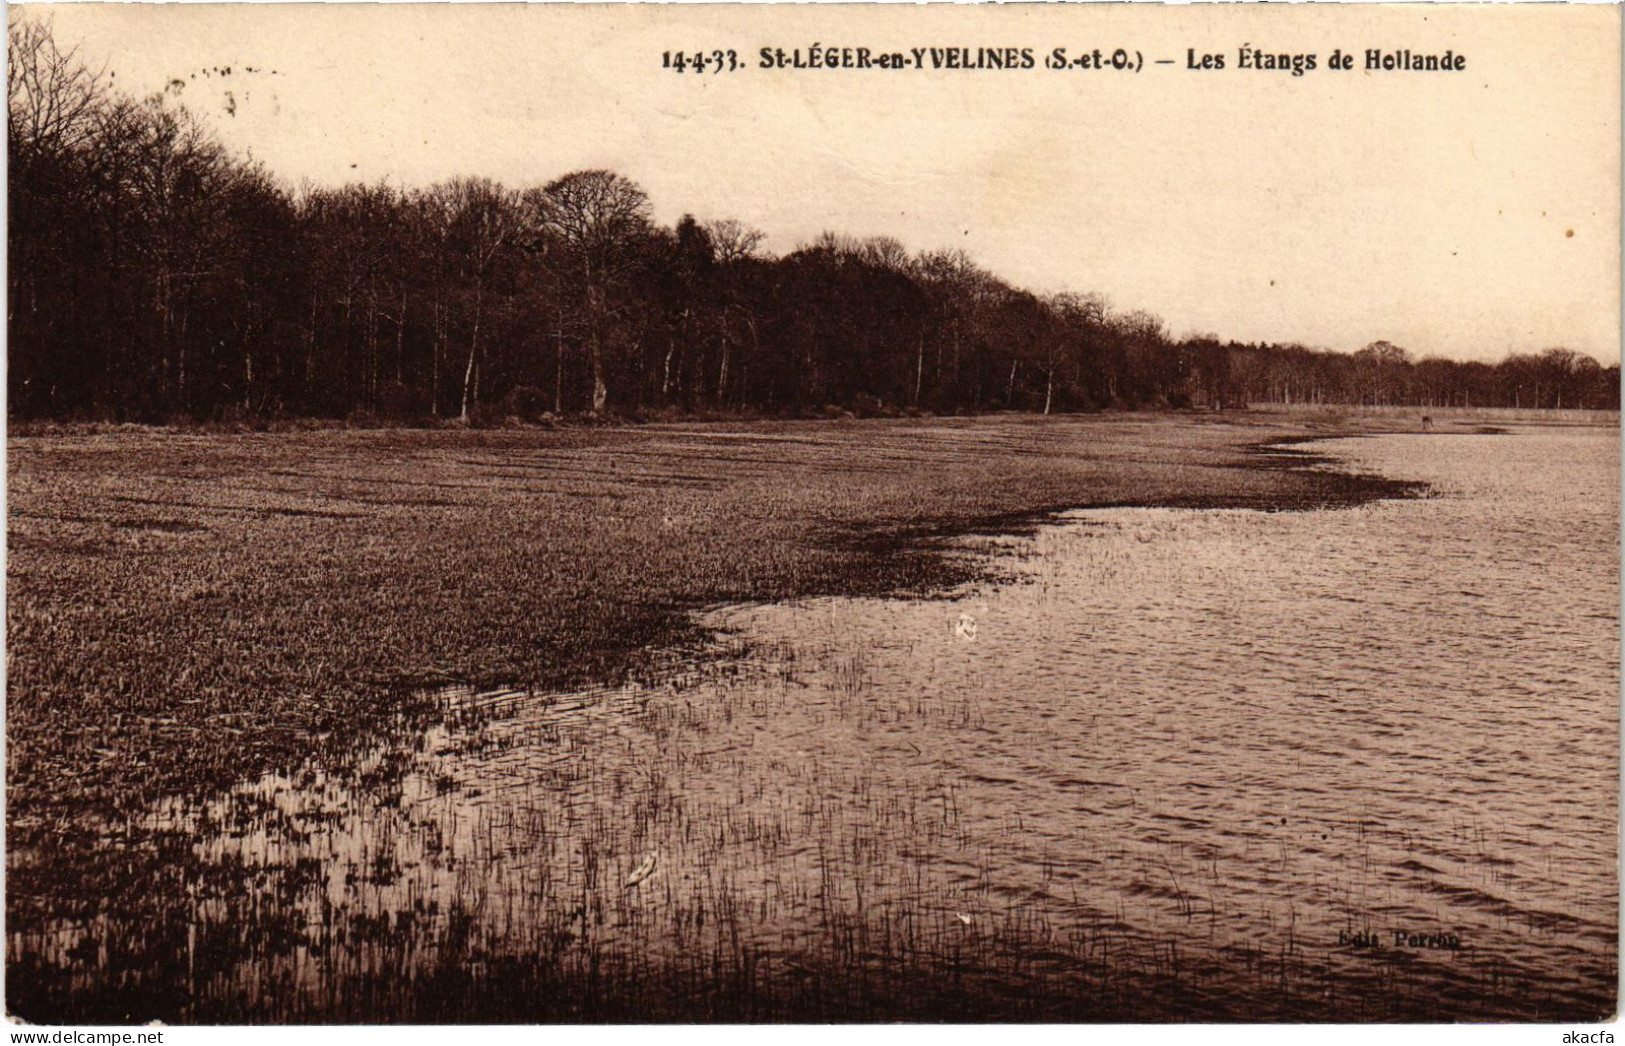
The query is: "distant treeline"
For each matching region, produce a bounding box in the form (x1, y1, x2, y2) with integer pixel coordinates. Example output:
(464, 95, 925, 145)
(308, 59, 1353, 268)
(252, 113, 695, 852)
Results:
(10, 19, 1620, 423)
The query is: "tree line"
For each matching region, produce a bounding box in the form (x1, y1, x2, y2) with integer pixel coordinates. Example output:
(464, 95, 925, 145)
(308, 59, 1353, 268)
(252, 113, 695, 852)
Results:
(10, 19, 1619, 424)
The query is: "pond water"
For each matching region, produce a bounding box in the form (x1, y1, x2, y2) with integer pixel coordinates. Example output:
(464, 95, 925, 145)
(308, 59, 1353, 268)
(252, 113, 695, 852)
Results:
(14, 426, 1619, 1021)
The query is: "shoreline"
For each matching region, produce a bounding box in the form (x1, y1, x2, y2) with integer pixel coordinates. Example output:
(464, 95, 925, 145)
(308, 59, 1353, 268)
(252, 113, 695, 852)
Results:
(9, 414, 1424, 827)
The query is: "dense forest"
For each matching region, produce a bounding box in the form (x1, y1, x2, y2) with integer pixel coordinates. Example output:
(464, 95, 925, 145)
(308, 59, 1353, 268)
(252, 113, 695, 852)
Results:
(9, 20, 1620, 424)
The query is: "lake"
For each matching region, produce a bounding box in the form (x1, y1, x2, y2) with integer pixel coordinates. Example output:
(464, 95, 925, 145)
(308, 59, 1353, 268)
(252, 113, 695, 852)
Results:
(14, 424, 1618, 1021)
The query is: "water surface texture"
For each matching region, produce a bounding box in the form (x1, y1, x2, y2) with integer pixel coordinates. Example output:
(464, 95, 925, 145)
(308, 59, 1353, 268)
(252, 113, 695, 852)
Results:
(13, 427, 1618, 1021)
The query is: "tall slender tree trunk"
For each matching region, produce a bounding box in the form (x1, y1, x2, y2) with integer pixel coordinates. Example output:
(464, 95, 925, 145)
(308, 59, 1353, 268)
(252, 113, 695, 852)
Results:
(591, 335, 607, 413)
(243, 341, 254, 411)
(460, 343, 478, 420)
(242, 313, 257, 411)
(717, 331, 730, 404)
(366, 295, 379, 409)
(176, 306, 187, 410)
(585, 264, 608, 414)
(430, 302, 442, 416)
(914, 333, 924, 407)
(662, 327, 676, 400)
(305, 293, 318, 400)
(554, 330, 565, 414)
(460, 282, 484, 420)
(395, 289, 407, 385)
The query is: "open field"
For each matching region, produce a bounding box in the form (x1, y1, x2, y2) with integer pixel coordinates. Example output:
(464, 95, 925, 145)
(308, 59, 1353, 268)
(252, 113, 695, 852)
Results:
(8, 410, 1442, 1020)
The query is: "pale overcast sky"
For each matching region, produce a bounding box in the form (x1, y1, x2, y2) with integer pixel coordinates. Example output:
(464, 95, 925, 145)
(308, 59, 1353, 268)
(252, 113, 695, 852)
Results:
(23, 3, 1622, 364)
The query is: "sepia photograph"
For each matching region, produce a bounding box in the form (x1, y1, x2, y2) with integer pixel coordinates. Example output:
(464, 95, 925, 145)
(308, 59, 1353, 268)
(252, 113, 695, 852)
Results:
(4, 1, 1620, 1027)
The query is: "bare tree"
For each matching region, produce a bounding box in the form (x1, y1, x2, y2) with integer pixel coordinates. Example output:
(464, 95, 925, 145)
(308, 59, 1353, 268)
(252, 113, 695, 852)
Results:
(1355, 340, 1411, 405)
(700, 219, 766, 406)
(859, 236, 912, 273)
(1539, 346, 1586, 409)
(433, 178, 519, 420)
(527, 170, 652, 413)
(705, 218, 766, 265)
(8, 16, 104, 163)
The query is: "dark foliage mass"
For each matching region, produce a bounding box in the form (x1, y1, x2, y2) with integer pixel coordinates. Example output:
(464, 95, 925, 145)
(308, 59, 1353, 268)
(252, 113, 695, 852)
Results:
(9, 20, 1619, 423)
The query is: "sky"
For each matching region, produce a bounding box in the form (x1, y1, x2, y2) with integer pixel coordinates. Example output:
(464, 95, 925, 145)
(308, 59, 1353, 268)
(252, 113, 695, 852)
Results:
(22, 3, 1622, 364)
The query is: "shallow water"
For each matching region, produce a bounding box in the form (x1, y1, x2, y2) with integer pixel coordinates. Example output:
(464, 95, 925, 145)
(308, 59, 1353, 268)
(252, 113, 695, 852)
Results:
(11, 426, 1618, 1021)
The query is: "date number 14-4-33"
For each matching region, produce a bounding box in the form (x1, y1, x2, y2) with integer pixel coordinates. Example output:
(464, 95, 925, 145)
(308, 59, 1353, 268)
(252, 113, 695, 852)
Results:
(663, 50, 742, 74)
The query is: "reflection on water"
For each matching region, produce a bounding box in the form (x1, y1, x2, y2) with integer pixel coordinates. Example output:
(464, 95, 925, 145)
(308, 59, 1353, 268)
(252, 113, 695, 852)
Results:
(9, 427, 1618, 1021)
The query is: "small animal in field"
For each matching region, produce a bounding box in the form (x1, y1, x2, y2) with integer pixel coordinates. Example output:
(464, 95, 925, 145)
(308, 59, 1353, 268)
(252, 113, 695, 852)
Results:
(953, 611, 977, 641)
(1421, 415, 1434, 431)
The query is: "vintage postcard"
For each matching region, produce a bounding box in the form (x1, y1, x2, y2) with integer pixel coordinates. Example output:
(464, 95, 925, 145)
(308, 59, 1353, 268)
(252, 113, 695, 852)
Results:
(5, 1, 1619, 1030)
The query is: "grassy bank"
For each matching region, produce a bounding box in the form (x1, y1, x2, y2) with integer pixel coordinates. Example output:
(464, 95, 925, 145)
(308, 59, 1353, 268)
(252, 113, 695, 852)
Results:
(6, 411, 1424, 1021)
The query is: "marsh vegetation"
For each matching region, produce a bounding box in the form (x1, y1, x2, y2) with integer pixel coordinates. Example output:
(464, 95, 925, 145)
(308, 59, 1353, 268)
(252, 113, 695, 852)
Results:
(10, 412, 1432, 1021)
(12, 412, 1616, 1022)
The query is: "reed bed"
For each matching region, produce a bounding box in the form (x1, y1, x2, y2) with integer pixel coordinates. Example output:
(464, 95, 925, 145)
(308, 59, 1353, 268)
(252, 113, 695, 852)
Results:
(11, 641, 1580, 1022)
